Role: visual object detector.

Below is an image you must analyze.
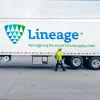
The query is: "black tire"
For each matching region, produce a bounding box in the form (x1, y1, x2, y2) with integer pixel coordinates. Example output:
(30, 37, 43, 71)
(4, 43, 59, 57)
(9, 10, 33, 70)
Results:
(88, 57, 100, 70)
(69, 56, 83, 69)
(3, 55, 11, 62)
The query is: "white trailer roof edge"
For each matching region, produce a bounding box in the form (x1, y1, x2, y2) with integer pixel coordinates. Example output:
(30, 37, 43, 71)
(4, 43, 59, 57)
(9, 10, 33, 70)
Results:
(0, 18, 100, 22)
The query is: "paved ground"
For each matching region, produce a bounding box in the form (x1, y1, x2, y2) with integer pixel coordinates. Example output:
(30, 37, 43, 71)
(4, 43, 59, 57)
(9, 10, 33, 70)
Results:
(0, 68, 100, 100)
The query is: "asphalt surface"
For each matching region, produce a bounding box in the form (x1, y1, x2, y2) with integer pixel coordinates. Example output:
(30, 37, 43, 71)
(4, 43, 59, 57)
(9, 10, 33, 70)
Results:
(0, 67, 100, 100)
(0, 56, 100, 100)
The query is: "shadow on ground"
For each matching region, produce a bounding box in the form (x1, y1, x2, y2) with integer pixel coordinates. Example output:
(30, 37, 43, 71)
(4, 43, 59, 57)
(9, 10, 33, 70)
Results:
(0, 65, 95, 70)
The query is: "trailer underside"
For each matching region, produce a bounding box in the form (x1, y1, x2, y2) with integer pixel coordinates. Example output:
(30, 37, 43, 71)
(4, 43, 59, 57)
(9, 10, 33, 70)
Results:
(0, 55, 100, 70)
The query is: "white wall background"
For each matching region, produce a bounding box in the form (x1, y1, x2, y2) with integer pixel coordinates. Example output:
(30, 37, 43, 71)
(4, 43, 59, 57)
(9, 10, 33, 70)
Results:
(0, 0, 100, 18)
(0, 0, 100, 66)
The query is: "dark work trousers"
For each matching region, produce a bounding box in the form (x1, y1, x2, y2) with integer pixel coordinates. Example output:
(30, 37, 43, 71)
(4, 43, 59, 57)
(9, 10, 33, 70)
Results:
(55, 60, 65, 71)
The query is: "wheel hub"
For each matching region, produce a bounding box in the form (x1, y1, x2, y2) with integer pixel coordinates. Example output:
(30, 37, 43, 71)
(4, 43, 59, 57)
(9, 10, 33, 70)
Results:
(3, 56, 10, 62)
(72, 58, 81, 66)
(92, 59, 100, 68)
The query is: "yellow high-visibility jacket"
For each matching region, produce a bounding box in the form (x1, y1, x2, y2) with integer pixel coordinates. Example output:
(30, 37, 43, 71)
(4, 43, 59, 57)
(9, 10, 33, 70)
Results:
(56, 50, 62, 61)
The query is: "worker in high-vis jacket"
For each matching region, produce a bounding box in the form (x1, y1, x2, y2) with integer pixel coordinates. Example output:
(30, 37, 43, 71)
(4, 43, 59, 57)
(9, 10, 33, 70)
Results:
(55, 48, 66, 71)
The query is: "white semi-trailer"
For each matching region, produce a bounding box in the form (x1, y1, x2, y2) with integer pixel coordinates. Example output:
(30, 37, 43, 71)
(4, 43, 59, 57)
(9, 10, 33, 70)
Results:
(0, 18, 100, 70)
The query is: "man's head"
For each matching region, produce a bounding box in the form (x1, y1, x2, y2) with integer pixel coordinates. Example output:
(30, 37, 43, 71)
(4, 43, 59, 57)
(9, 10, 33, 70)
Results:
(58, 48, 62, 51)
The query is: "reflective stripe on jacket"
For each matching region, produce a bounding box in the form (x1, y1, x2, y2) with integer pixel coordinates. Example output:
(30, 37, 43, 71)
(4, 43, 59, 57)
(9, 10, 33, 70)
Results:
(56, 50, 62, 61)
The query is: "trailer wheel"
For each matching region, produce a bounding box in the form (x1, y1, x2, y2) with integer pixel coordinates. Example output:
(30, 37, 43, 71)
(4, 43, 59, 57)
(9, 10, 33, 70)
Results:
(3, 56, 11, 62)
(69, 56, 83, 69)
(88, 57, 100, 70)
